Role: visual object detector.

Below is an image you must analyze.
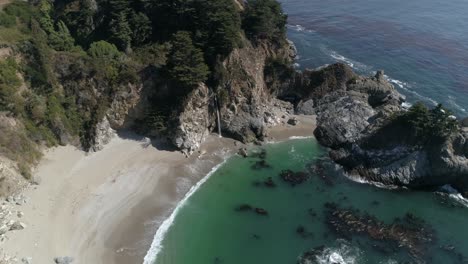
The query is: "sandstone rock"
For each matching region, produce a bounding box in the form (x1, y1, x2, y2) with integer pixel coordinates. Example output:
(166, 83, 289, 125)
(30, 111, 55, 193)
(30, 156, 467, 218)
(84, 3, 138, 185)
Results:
(9, 221, 26, 231)
(91, 117, 116, 152)
(54, 256, 74, 264)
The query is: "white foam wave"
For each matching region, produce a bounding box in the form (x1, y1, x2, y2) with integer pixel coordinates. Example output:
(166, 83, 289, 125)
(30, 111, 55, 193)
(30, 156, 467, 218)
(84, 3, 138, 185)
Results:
(447, 95, 467, 113)
(289, 135, 314, 140)
(401, 102, 412, 109)
(448, 193, 468, 208)
(437, 185, 468, 208)
(314, 242, 360, 264)
(325, 49, 370, 72)
(384, 75, 438, 106)
(142, 159, 229, 264)
(287, 24, 314, 33)
(322, 47, 442, 108)
(345, 174, 400, 190)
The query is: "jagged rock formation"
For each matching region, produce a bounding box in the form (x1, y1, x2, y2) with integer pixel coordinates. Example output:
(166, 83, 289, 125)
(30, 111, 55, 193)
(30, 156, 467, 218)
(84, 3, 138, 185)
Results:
(216, 41, 295, 143)
(150, 39, 296, 152)
(302, 63, 468, 194)
(171, 83, 213, 155)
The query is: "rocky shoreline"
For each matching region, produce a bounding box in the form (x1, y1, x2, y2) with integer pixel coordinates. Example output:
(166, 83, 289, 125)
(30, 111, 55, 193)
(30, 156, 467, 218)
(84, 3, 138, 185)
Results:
(300, 64, 468, 195)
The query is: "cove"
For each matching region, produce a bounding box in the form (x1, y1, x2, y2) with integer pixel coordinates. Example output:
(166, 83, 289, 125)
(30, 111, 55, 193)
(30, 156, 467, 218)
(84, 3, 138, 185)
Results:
(153, 139, 468, 263)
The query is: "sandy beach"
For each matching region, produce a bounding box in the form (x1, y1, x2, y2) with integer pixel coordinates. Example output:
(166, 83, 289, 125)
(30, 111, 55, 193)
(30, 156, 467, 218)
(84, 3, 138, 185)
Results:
(1, 115, 316, 264)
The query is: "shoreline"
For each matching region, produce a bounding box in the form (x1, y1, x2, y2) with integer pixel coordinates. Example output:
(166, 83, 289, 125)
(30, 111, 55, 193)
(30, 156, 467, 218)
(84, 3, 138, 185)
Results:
(0, 115, 316, 264)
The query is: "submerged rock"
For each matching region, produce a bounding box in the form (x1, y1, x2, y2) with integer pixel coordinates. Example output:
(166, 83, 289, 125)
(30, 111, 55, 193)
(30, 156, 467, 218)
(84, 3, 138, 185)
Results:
(263, 177, 276, 188)
(251, 160, 271, 170)
(280, 170, 309, 186)
(296, 225, 314, 239)
(324, 205, 435, 260)
(254, 208, 268, 216)
(235, 204, 253, 212)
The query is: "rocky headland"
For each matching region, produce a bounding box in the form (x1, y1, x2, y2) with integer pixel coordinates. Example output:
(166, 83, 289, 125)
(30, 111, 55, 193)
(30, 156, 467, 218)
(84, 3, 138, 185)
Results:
(292, 63, 468, 195)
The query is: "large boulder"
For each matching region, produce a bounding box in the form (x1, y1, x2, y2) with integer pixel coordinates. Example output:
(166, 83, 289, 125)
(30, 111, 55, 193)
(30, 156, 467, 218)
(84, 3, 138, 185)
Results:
(314, 92, 376, 148)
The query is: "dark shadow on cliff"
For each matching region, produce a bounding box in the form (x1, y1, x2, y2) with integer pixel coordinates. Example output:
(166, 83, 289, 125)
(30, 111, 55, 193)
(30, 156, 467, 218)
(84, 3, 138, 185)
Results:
(116, 130, 178, 152)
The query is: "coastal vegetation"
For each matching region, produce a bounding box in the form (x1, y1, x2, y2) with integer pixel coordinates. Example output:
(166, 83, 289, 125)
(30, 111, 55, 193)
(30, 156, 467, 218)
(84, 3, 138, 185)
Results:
(0, 0, 290, 179)
(400, 103, 459, 143)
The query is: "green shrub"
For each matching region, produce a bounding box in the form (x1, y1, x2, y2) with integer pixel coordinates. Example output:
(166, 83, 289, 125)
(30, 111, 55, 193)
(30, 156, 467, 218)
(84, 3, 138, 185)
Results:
(0, 58, 21, 111)
(18, 162, 32, 180)
(401, 102, 459, 143)
(0, 12, 16, 28)
(87, 40, 121, 59)
(4, 1, 35, 23)
(48, 21, 75, 51)
(134, 43, 170, 67)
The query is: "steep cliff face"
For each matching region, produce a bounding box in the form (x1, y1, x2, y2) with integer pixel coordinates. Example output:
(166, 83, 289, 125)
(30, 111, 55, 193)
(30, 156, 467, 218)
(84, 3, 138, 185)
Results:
(159, 39, 295, 152)
(171, 83, 214, 155)
(217, 40, 295, 143)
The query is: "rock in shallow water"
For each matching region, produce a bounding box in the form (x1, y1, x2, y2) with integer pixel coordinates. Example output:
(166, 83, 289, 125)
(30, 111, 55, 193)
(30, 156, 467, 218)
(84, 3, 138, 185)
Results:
(324, 203, 434, 261)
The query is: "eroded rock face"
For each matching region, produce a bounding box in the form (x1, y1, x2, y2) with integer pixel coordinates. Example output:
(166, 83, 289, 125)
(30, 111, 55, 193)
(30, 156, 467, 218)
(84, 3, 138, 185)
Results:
(170, 83, 213, 155)
(314, 92, 376, 148)
(218, 41, 294, 143)
(91, 116, 116, 152)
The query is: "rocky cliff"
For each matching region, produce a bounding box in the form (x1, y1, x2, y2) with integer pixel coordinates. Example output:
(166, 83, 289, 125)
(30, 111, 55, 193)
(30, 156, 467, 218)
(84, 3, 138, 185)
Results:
(302, 63, 468, 194)
(137, 38, 297, 155)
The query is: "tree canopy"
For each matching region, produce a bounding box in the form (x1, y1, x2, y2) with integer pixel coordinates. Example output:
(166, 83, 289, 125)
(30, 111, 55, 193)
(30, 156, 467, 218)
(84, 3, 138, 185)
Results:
(166, 31, 210, 89)
(242, 0, 288, 43)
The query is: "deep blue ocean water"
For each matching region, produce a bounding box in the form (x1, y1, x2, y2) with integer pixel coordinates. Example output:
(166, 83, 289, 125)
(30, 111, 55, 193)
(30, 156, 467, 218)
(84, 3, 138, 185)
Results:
(282, 0, 468, 116)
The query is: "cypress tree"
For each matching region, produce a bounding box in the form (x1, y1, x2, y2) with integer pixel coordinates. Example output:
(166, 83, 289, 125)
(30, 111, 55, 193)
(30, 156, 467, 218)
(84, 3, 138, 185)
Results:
(166, 31, 210, 89)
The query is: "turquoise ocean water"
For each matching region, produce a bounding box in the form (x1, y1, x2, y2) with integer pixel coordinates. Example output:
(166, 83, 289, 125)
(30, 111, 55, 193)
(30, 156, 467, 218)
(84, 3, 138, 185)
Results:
(149, 139, 468, 263)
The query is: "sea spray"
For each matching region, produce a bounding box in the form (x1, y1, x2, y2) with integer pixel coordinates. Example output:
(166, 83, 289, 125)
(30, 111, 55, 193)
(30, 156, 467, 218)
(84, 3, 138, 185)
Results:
(142, 159, 229, 264)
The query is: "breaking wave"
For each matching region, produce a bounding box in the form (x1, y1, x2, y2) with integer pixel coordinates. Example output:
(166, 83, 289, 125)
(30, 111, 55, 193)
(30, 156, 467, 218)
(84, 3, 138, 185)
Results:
(309, 241, 361, 264)
(321, 47, 443, 108)
(288, 24, 315, 33)
(142, 160, 229, 264)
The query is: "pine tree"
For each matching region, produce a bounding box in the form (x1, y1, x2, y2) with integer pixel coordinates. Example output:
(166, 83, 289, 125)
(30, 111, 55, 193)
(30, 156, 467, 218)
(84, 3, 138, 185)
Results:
(48, 20, 75, 51)
(166, 31, 209, 88)
(109, 12, 132, 51)
(129, 11, 152, 46)
(242, 0, 288, 42)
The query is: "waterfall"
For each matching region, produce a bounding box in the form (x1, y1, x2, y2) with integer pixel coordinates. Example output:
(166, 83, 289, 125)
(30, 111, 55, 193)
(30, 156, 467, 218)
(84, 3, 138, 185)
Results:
(215, 96, 222, 138)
